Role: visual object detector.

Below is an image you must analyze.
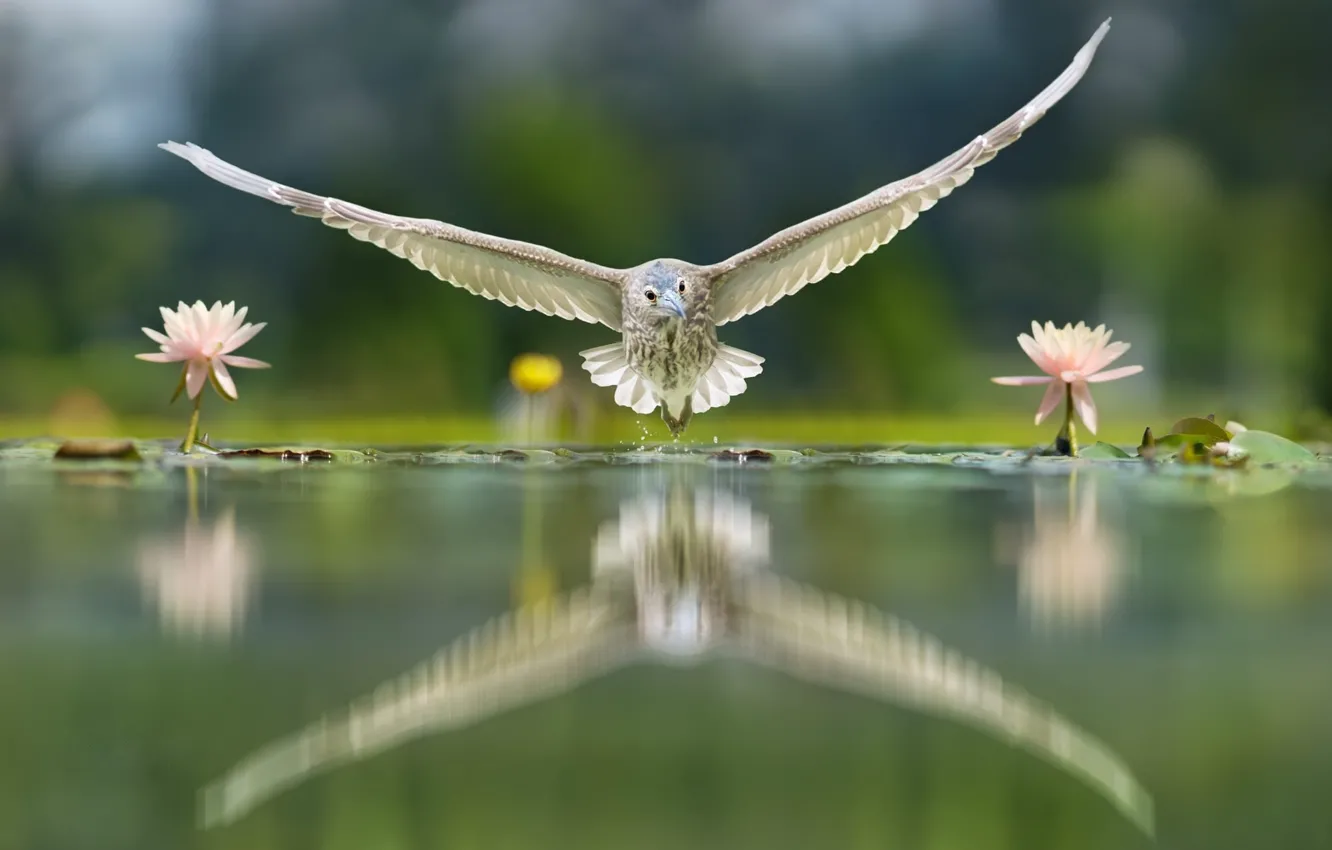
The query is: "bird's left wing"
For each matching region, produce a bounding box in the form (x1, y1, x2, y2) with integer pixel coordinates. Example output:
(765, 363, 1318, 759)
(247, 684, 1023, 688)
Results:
(706, 19, 1110, 326)
(199, 586, 634, 828)
(732, 574, 1155, 836)
(161, 142, 627, 330)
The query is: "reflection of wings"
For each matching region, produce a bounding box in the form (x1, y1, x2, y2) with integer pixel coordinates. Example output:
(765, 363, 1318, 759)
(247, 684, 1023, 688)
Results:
(734, 574, 1154, 836)
(200, 586, 634, 827)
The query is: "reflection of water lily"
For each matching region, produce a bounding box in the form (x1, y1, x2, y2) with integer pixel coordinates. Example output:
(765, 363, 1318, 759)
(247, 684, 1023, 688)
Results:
(137, 301, 270, 452)
(137, 509, 254, 639)
(1017, 477, 1123, 628)
(992, 321, 1142, 453)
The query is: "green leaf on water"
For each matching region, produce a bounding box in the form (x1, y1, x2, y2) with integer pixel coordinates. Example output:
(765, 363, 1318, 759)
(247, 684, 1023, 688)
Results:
(1170, 417, 1230, 445)
(1229, 430, 1316, 464)
(1147, 433, 1211, 457)
(1080, 441, 1133, 459)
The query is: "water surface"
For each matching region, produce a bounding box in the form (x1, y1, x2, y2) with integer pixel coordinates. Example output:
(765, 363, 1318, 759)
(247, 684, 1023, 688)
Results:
(2, 446, 1329, 849)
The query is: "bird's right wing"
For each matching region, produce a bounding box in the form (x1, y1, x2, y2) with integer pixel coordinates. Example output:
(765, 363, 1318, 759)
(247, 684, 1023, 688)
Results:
(161, 142, 627, 330)
(733, 575, 1155, 836)
(706, 20, 1111, 326)
(200, 586, 635, 828)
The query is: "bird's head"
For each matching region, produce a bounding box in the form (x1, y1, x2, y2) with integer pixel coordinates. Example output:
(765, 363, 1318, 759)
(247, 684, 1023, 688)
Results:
(626, 261, 705, 327)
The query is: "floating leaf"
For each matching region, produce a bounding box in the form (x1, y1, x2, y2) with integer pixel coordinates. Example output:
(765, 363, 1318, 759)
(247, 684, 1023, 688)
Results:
(54, 439, 142, 461)
(1170, 417, 1230, 445)
(219, 448, 336, 462)
(1146, 433, 1211, 458)
(1176, 440, 1214, 465)
(1080, 442, 1133, 459)
(711, 448, 774, 463)
(1229, 430, 1316, 464)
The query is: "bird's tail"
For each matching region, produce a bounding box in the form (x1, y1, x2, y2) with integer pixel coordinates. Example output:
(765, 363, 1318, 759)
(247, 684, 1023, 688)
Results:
(690, 344, 764, 414)
(579, 342, 660, 415)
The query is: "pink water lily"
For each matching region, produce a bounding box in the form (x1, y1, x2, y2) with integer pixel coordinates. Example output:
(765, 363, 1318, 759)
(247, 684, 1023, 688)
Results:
(137, 301, 269, 400)
(992, 321, 1142, 435)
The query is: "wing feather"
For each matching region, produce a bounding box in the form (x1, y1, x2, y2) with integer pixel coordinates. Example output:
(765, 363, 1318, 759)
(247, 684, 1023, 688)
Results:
(161, 142, 627, 330)
(708, 20, 1111, 326)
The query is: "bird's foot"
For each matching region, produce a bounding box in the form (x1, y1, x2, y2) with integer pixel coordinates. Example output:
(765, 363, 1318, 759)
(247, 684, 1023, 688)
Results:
(660, 400, 694, 440)
(662, 415, 686, 439)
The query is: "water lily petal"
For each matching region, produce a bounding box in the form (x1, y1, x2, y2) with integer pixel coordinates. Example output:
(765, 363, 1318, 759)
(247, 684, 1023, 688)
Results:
(992, 375, 1053, 386)
(1034, 380, 1065, 425)
(1071, 380, 1098, 434)
(136, 352, 182, 363)
(211, 359, 238, 400)
(141, 327, 171, 346)
(1084, 340, 1130, 375)
(220, 322, 265, 354)
(1085, 364, 1143, 383)
(218, 354, 270, 369)
(1017, 333, 1058, 375)
(161, 305, 187, 338)
(185, 358, 209, 399)
(223, 305, 249, 339)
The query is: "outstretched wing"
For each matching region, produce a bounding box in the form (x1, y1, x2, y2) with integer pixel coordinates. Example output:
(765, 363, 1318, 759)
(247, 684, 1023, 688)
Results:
(732, 574, 1155, 836)
(200, 586, 634, 827)
(161, 142, 627, 330)
(707, 20, 1111, 326)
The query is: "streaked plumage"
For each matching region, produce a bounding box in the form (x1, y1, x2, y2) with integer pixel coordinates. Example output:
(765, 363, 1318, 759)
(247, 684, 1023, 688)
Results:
(197, 478, 1151, 834)
(162, 21, 1111, 435)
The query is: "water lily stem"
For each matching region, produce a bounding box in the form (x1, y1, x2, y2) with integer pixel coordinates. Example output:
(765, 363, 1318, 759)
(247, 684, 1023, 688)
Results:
(181, 392, 203, 454)
(1057, 383, 1079, 457)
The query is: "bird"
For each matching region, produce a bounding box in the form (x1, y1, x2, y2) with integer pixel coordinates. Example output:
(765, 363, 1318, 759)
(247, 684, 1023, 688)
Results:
(196, 476, 1152, 834)
(161, 20, 1111, 437)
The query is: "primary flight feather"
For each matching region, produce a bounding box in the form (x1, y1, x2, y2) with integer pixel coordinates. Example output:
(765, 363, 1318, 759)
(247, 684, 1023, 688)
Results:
(162, 20, 1111, 436)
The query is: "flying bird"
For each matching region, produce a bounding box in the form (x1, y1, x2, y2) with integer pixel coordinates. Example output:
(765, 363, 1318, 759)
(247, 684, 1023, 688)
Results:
(161, 20, 1111, 436)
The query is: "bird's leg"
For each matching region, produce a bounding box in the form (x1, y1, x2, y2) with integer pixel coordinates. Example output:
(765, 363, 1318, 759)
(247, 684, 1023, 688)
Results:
(660, 398, 694, 439)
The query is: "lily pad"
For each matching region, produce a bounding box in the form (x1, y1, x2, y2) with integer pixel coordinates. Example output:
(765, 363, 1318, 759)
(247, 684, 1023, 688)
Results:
(1144, 433, 1211, 458)
(1229, 430, 1317, 464)
(54, 439, 142, 461)
(1169, 417, 1231, 445)
(219, 448, 336, 462)
(711, 448, 774, 463)
(1080, 442, 1133, 459)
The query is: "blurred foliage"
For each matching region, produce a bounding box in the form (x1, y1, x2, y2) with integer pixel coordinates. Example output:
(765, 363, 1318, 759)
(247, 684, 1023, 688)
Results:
(1, 0, 1330, 440)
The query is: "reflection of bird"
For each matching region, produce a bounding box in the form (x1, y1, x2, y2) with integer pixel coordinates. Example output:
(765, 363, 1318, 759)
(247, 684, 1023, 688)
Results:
(161, 22, 1110, 436)
(200, 478, 1150, 835)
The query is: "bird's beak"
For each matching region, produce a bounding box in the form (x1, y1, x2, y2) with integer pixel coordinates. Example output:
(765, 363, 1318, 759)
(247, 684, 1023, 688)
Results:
(658, 289, 686, 318)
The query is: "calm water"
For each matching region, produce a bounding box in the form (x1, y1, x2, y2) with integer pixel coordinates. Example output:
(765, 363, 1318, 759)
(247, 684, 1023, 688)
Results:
(1, 446, 1329, 849)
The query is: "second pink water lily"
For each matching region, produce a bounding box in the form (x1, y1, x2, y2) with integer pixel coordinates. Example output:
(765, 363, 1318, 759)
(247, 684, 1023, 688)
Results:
(992, 321, 1142, 434)
(137, 301, 269, 400)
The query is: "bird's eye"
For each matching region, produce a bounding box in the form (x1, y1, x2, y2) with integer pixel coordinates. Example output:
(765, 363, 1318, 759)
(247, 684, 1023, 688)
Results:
(645, 290, 657, 302)
(677, 281, 687, 294)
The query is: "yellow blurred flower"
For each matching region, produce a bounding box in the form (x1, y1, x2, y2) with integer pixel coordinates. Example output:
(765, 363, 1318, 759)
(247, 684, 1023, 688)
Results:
(509, 353, 563, 394)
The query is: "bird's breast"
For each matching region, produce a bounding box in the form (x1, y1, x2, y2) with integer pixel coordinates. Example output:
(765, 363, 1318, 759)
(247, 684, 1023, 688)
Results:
(629, 322, 716, 395)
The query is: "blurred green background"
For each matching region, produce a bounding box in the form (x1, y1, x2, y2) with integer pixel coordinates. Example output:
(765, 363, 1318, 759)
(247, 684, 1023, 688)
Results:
(2, 0, 1330, 444)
